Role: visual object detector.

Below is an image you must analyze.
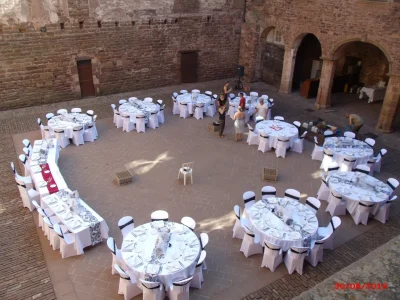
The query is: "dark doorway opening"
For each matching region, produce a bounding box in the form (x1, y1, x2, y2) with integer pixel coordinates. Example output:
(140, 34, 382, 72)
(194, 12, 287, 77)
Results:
(180, 51, 198, 83)
(77, 60, 96, 97)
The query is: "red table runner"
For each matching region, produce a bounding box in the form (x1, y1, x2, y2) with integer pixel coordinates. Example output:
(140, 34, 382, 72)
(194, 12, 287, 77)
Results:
(40, 163, 59, 194)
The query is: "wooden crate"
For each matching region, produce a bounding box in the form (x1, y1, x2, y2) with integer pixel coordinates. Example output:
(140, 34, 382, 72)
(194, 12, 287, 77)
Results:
(262, 168, 278, 182)
(114, 170, 133, 186)
(208, 123, 219, 132)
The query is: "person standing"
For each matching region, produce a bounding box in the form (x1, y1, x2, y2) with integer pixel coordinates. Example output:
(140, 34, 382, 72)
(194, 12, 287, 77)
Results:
(345, 113, 364, 136)
(217, 93, 228, 138)
(255, 98, 269, 120)
(223, 82, 232, 96)
(233, 107, 246, 141)
(239, 92, 246, 110)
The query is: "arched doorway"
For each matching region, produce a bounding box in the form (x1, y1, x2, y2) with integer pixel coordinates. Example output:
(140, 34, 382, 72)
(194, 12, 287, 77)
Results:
(292, 34, 322, 92)
(260, 27, 285, 87)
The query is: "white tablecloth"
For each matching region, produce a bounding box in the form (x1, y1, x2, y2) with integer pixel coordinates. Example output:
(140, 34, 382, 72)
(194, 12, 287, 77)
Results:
(328, 172, 392, 214)
(324, 137, 374, 166)
(176, 93, 211, 114)
(255, 120, 299, 148)
(29, 139, 68, 199)
(230, 96, 258, 115)
(359, 87, 387, 103)
(121, 221, 200, 290)
(119, 100, 159, 123)
(42, 189, 109, 251)
(248, 198, 318, 251)
(48, 113, 93, 138)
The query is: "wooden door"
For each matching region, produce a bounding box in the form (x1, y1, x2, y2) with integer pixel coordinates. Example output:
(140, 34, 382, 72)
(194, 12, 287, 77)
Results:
(181, 51, 198, 83)
(77, 60, 95, 97)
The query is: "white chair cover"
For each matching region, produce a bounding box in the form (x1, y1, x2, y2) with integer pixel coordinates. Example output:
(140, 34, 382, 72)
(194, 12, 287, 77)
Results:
(194, 104, 204, 120)
(344, 131, 355, 139)
(168, 276, 193, 300)
(53, 223, 80, 258)
(232, 205, 245, 239)
(339, 157, 356, 172)
(72, 126, 84, 146)
(374, 196, 396, 223)
(114, 264, 142, 300)
(258, 134, 270, 153)
(246, 124, 259, 146)
(181, 216, 196, 231)
(284, 189, 300, 201)
(118, 216, 134, 237)
(325, 161, 340, 175)
(355, 164, 370, 175)
(305, 233, 331, 267)
(179, 103, 189, 119)
(275, 138, 288, 158)
(365, 138, 376, 147)
(149, 111, 159, 129)
(318, 217, 341, 250)
(54, 130, 70, 148)
(240, 226, 263, 257)
(122, 113, 135, 132)
(135, 114, 146, 133)
(320, 149, 334, 170)
(243, 191, 256, 218)
(351, 201, 374, 225)
(317, 172, 330, 201)
(158, 104, 165, 124)
(151, 210, 168, 222)
(284, 246, 309, 275)
(108, 238, 122, 275)
(261, 242, 283, 272)
(311, 136, 323, 161)
(140, 279, 165, 300)
(190, 251, 206, 289)
(305, 197, 321, 214)
(291, 131, 307, 153)
(261, 186, 276, 199)
(325, 190, 346, 216)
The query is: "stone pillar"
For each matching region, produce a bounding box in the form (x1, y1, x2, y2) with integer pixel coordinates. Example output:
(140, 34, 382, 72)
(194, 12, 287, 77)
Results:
(279, 48, 296, 94)
(376, 75, 400, 132)
(316, 58, 336, 109)
(239, 23, 260, 82)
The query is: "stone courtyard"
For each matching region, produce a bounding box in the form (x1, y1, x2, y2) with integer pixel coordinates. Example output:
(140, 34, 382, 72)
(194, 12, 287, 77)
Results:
(1, 79, 399, 300)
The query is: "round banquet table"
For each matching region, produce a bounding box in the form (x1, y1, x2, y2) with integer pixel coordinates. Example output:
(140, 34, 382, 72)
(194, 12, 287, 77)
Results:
(119, 100, 159, 124)
(176, 93, 211, 114)
(327, 171, 392, 215)
(121, 221, 201, 291)
(48, 113, 93, 138)
(255, 120, 299, 148)
(323, 137, 374, 166)
(248, 198, 318, 251)
(230, 96, 257, 115)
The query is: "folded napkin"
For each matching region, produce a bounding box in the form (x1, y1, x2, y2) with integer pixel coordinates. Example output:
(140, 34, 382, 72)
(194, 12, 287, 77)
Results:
(37, 181, 48, 188)
(63, 212, 73, 220)
(70, 220, 81, 229)
(55, 206, 66, 213)
(34, 140, 43, 145)
(268, 229, 281, 238)
(146, 264, 160, 274)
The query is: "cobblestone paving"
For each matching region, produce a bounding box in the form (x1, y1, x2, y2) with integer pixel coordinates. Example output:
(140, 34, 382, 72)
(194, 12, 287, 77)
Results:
(1, 79, 399, 300)
(294, 235, 400, 300)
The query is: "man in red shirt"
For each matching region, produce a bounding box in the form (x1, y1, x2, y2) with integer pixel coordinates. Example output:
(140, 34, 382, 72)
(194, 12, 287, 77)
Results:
(239, 92, 246, 110)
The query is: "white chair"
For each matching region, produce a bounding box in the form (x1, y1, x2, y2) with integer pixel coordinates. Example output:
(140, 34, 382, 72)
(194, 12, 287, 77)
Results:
(293, 121, 301, 132)
(267, 99, 274, 120)
(178, 162, 193, 185)
(317, 172, 330, 201)
(260, 94, 267, 99)
(180, 90, 188, 94)
(205, 91, 212, 97)
(246, 124, 259, 145)
(261, 242, 283, 272)
(255, 116, 264, 124)
(320, 149, 334, 170)
(305, 233, 331, 267)
(240, 225, 263, 257)
(168, 277, 192, 300)
(119, 100, 127, 105)
(192, 89, 200, 94)
(86, 110, 94, 118)
(249, 91, 258, 101)
(261, 186, 276, 199)
(140, 279, 165, 300)
(22, 148, 31, 163)
(243, 191, 256, 218)
(72, 126, 84, 146)
(355, 164, 370, 175)
(156, 100, 163, 107)
(53, 129, 70, 148)
(326, 190, 346, 216)
(128, 97, 137, 101)
(107, 238, 122, 275)
(365, 138, 376, 148)
(229, 93, 236, 100)
(284, 246, 309, 275)
(206, 100, 215, 117)
(190, 251, 206, 289)
(179, 103, 189, 119)
(284, 189, 301, 201)
(42, 125, 54, 139)
(374, 195, 397, 223)
(46, 113, 54, 120)
(144, 97, 153, 103)
(11, 162, 33, 190)
(57, 109, 68, 115)
(111, 104, 122, 127)
(275, 138, 289, 158)
(18, 154, 30, 176)
(340, 157, 356, 172)
(232, 205, 245, 239)
(324, 130, 334, 138)
(135, 114, 146, 133)
(181, 216, 196, 231)
(325, 161, 340, 175)
(115, 264, 142, 300)
(311, 136, 324, 161)
(374, 149, 387, 173)
(351, 201, 374, 225)
(158, 104, 165, 124)
(387, 178, 399, 193)
(257, 134, 270, 153)
(32, 201, 55, 229)
(318, 217, 341, 250)
(37, 118, 46, 139)
(291, 131, 307, 153)
(118, 216, 134, 237)
(228, 102, 236, 119)
(274, 116, 284, 121)
(42, 216, 62, 250)
(199, 232, 208, 271)
(53, 223, 80, 258)
(305, 197, 320, 214)
(343, 131, 355, 139)
(151, 210, 168, 222)
(194, 104, 204, 120)
(83, 123, 97, 142)
(149, 111, 159, 129)
(122, 113, 135, 132)
(172, 93, 180, 115)
(71, 108, 82, 113)
(366, 158, 376, 175)
(22, 139, 32, 153)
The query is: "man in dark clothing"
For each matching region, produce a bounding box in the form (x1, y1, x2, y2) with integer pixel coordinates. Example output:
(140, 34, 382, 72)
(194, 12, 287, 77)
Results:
(217, 93, 227, 138)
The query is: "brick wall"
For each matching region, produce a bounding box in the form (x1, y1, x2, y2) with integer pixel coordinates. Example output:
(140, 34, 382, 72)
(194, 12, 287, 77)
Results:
(0, 1, 243, 109)
(261, 43, 284, 87)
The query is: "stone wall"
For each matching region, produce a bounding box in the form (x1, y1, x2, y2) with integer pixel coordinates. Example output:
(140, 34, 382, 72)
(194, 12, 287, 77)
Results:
(0, 0, 243, 109)
(261, 42, 283, 87)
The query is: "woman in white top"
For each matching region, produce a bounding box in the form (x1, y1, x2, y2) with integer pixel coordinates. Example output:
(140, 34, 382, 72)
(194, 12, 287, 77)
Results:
(255, 98, 269, 120)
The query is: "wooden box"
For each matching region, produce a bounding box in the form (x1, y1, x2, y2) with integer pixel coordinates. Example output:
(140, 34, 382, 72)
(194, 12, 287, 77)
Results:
(208, 123, 219, 132)
(114, 170, 133, 186)
(262, 168, 278, 182)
